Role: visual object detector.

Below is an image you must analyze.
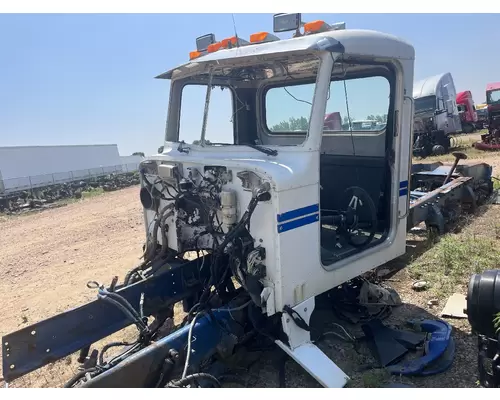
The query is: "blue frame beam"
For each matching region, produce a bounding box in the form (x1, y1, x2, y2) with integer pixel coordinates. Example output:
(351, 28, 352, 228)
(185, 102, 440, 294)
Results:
(2, 257, 208, 382)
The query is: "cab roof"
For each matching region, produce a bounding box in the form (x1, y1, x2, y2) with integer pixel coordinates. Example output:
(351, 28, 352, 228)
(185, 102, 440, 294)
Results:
(413, 72, 451, 99)
(456, 91, 473, 104)
(156, 29, 415, 80)
(487, 82, 500, 91)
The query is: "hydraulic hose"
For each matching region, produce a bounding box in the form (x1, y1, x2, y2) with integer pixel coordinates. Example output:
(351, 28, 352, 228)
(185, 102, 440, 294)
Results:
(98, 341, 136, 366)
(63, 368, 97, 388)
(98, 287, 144, 322)
(167, 373, 221, 388)
(97, 294, 147, 332)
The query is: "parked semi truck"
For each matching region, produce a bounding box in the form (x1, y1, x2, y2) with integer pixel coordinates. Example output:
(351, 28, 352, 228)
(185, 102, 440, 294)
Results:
(412, 72, 461, 157)
(456, 90, 478, 133)
(413, 72, 461, 135)
(486, 82, 500, 126)
(474, 82, 500, 150)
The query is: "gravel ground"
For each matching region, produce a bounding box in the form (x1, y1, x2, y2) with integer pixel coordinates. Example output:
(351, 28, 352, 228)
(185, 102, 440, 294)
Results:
(0, 144, 499, 387)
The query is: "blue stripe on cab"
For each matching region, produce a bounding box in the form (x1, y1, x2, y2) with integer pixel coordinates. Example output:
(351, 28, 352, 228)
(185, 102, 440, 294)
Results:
(278, 213, 320, 233)
(399, 188, 408, 197)
(399, 180, 408, 189)
(277, 203, 319, 223)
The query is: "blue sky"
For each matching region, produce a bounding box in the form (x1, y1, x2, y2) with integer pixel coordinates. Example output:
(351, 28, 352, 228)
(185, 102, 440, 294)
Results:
(0, 13, 498, 155)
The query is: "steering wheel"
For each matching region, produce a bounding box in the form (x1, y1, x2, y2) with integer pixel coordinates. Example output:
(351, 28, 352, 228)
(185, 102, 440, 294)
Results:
(321, 186, 378, 248)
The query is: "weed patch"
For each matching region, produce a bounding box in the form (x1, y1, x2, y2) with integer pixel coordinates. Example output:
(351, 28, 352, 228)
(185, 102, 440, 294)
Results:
(409, 234, 500, 299)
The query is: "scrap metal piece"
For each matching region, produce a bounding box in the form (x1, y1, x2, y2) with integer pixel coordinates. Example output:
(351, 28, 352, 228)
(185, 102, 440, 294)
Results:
(361, 320, 410, 367)
(441, 293, 468, 319)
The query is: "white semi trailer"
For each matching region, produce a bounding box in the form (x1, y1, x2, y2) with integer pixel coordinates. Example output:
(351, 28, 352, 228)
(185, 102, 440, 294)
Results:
(0, 144, 124, 194)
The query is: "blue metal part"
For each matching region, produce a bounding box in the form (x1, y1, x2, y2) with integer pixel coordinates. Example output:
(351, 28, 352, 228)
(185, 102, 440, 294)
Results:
(415, 166, 458, 177)
(407, 176, 472, 233)
(2, 257, 208, 383)
(80, 310, 233, 388)
(386, 319, 453, 376)
(410, 162, 443, 175)
(419, 336, 455, 376)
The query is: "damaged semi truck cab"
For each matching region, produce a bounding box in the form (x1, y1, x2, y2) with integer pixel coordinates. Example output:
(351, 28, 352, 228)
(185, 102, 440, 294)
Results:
(456, 90, 478, 133)
(0, 15, 418, 389)
(138, 15, 415, 381)
(486, 82, 500, 128)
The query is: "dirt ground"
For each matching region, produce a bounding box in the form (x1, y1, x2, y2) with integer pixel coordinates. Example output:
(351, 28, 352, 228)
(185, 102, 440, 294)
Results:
(0, 187, 146, 387)
(1, 136, 499, 388)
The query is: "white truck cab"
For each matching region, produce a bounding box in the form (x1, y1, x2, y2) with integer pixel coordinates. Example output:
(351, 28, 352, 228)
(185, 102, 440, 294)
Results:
(139, 14, 415, 387)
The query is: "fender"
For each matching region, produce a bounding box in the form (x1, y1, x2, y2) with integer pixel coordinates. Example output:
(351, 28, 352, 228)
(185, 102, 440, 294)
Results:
(387, 319, 453, 376)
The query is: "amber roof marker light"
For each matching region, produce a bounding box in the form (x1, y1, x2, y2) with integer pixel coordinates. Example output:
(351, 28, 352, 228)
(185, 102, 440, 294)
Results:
(188, 15, 346, 60)
(249, 32, 280, 44)
(304, 20, 346, 35)
(220, 36, 249, 49)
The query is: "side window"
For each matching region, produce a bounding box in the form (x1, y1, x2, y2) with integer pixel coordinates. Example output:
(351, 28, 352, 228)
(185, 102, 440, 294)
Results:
(324, 76, 390, 133)
(179, 84, 234, 145)
(265, 83, 314, 135)
(263, 76, 390, 136)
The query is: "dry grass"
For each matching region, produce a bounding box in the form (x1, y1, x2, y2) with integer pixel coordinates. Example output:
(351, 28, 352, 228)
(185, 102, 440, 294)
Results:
(408, 222, 500, 300)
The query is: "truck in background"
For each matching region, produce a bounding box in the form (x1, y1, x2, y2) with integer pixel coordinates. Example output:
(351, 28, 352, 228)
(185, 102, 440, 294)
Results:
(323, 112, 342, 131)
(456, 90, 478, 133)
(475, 103, 489, 129)
(412, 72, 461, 157)
(486, 82, 500, 128)
(413, 72, 462, 135)
(474, 83, 500, 150)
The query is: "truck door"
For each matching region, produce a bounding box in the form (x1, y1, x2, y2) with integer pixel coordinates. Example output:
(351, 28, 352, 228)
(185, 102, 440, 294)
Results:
(443, 84, 460, 133)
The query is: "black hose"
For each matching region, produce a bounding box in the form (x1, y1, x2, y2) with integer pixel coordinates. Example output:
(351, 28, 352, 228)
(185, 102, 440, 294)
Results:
(124, 265, 143, 286)
(63, 368, 97, 388)
(106, 342, 142, 366)
(147, 204, 175, 263)
(167, 373, 221, 388)
(198, 196, 260, 305)
(98, 341, 135, 366)
(124, 205, 174, 286)
(98, 295, 147, 332)
(98, 288, 144, 324)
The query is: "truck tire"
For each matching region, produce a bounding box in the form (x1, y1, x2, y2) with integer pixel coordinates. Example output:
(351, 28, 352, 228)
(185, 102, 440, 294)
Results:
(432, 145, 445, 156)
